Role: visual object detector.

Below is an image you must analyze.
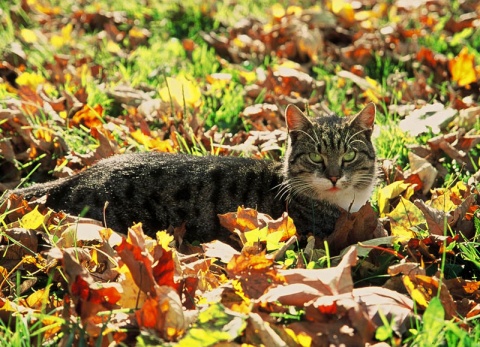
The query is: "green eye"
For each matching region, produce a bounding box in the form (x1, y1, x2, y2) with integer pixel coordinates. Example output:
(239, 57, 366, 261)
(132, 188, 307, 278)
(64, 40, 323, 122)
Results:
(309, 152, 323, 163)
(343, 151, 356, 162)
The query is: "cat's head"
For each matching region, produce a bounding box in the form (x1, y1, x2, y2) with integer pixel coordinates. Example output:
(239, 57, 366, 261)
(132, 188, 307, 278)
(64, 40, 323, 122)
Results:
(282, 104, 376, 211)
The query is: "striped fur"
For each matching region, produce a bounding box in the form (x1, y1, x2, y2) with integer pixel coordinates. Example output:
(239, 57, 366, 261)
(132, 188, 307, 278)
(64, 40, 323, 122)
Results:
(7, 104, 376, 242)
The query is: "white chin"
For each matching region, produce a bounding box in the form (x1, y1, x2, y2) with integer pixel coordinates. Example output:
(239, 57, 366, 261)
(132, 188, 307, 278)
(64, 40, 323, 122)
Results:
(315, 184, 374, 212)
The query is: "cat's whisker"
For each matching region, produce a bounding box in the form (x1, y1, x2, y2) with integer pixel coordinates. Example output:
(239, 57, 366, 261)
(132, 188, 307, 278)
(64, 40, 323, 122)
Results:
(345, 128, 368, 145)
(275, 181, 293, 200)
(348, 139, 367, 148)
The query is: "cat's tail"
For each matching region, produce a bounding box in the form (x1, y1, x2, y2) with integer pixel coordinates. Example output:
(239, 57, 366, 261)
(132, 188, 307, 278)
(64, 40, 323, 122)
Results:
(4, 179, 65, 201)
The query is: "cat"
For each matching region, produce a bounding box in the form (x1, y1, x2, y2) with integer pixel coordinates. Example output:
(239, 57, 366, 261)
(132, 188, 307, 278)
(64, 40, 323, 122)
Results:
(3, 104, 377, 244)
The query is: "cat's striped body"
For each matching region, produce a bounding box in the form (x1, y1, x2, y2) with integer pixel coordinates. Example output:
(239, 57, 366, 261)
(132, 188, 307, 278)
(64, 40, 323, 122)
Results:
(6, 104, 377, 243)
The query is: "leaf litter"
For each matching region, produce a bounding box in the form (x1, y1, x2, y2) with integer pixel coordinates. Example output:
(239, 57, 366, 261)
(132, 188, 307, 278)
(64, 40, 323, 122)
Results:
(0, 0, 480, 345)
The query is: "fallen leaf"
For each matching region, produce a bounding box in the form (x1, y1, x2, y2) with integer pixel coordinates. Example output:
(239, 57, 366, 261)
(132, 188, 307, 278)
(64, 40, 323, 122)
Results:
(408, 152, 438, 194)
(136, 286, 188, 341)
(70, 104, 104, 128)
(388, 197, 426, 240)
(377, 180, 412, 216)
(449, 47, 478, 87)
(203, 240, 240, 263)
(399, 103, 457, 136)
(159, 75, 201, 108)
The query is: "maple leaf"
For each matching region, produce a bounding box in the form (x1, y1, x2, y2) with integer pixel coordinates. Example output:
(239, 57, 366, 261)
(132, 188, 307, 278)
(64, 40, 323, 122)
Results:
(219, 207, 297, 249)
(135, 286, 188, 341)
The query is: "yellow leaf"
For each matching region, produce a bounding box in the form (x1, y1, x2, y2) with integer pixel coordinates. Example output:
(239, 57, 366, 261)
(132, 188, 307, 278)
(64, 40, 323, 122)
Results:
(403, 276, 429, 308)
(273, 60, 303, 71)
(428, 193, 456, 212)
(232, 37, 246, 49)
(286, 6, 303, 16)
(130, 129, 175, 152)
(0, 298, 16, 311)
(159, 75, 201, 108)
(238, 70, 256, 84)
(21, 206, 45, 230)
(116, 264, 147, 308)
(206, 73, 232, 91)
(355, 10, 372, 21)
(129, 26, 147, 39)
(244, 227, 268, 244)
(50, 23, 73, 48)
(363, 76, 382, 103)
(450, 181, 467, 198)
(34, 128, 53, 142)
(156, 231, 174, 250)
(29, 0, 61, 15)
(331, 0, 355, 24)
(20, 28, 38, 43)
(265, 230, 284, 251)
(271, 3, 285, 20)
(16, 72, 46, 90)
(363, 88, 379, 103)
(26, 288, 48, 309)
(449, 47, 477, 87)
(284, 328, 313, 347)
(388, 197, 425, 241)
(106, 40, 121, 53)
(377, 181, 411, 216)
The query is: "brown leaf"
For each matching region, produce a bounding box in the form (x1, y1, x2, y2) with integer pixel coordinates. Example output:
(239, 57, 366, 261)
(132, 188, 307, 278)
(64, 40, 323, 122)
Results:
(241, 103, 282, 131)
(414, 199, 447, 235)
(202, 240, 240, 263)
(0, 228, 38, 261)
(352, 287, 414, 335)
(326, 203, 382, 254)
(408, 152, 438, 194)
(227, 249, 274, 275)
(226, 249, 278, 298)
(275, 246, 357, 297)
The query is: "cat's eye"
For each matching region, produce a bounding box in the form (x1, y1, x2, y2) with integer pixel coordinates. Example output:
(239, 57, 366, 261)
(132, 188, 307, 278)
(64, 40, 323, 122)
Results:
(343, 151, 356, 162)
(308, 152, 323, 163)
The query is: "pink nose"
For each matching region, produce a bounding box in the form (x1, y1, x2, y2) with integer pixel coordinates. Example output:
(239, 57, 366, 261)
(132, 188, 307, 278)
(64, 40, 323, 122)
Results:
(329, 176, 338, 184)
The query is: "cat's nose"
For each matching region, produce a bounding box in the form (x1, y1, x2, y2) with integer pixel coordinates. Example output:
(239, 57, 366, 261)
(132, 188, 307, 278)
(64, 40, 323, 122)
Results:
(329, 176, 339, 184)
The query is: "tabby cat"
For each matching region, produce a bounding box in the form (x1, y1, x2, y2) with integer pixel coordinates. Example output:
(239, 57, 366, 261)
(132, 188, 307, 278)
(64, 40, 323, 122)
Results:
(4, 104, 376, 243)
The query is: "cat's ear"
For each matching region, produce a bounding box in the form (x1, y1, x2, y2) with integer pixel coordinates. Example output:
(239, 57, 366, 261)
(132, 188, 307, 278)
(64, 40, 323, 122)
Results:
(285, 104, 313, 132)
(349, 103, 376, 131)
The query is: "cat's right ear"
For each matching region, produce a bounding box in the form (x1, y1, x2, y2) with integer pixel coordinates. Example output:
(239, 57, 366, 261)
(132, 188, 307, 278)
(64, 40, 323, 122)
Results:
(349, 103, 376, 130)
(285, 104, 313, 132)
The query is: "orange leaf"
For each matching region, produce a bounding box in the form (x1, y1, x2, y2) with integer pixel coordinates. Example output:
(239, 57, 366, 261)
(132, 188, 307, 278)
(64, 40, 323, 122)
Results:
(152, 248, 177, 289)
(227, 250, 274, 275)
(71, 104, 104, 128)
(135, 287, 186, 340)
(136, 296, 161, 329)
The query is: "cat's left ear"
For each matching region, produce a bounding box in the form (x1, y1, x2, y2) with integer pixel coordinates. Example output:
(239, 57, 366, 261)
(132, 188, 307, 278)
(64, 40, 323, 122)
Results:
(285, 104, 313, 132)
(349, 103, 376, 131)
